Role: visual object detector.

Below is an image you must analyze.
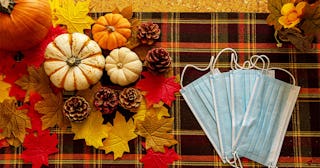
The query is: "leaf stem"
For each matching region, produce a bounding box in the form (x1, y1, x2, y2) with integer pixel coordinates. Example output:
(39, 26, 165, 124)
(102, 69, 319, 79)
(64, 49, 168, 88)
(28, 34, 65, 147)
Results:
(274, 30, 283, 48)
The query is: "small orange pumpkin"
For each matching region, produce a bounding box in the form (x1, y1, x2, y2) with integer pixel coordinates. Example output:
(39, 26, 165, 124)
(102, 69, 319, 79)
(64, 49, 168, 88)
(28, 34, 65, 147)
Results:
(92, 13, 131, 50)
(0, 0, 52, 51)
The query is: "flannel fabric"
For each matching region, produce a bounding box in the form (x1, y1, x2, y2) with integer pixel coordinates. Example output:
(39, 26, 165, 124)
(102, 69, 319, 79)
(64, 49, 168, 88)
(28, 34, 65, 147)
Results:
(0, 12, 319, 168)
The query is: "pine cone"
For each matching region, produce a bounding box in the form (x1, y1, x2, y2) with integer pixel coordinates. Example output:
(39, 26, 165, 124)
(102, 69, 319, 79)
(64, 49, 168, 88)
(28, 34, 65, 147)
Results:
(63, 96, 90, 122)
(137, 21, 161, 45)
(145, 48, 171, 73)
(119, 87, 142, 112)
(94, 87, 119, 114)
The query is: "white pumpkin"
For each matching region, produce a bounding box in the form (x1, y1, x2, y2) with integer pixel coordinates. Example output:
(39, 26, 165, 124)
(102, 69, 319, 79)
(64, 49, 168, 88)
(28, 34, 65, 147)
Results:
(44, 33, 105, 91)
(105, 47, 142, 86)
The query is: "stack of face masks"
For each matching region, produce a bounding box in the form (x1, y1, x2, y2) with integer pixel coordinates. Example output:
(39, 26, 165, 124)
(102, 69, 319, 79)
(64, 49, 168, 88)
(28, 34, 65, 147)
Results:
(180, 48, 300, 168)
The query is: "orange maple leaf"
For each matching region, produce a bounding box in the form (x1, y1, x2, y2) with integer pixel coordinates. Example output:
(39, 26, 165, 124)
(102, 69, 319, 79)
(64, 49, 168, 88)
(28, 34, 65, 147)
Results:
(135, 112, 177, 152)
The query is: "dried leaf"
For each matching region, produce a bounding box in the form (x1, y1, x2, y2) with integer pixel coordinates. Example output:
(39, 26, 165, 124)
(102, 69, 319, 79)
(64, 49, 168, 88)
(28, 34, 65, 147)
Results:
(126, 18, 141, 49)
(34, 93, 70, 130)
(135, 113, 177, 152)
(112, 7, 120, 14)
(267, 0, 291, 30)
(133, 99, 169, 125)
(54, 0, 95, 33)
(15, 66, 52, 102)
(301, 4, 320, 35)
(132, 44, 152, 61)
(100, 112, 137, 159)
(71, 111, 110, 148)
(0, 99, 31, 146)
(0, 76, 14, 103)
(278, 28, 312, 51)
(121, 5, 133, 19)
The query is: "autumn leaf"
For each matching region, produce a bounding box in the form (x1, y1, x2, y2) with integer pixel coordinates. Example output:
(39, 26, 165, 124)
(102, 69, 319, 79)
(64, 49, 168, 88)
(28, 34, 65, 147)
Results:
(21, 130, 59, 168)
(112, 5, 133, 19)
(136, 72, 180, 108)
(266, 0, 291, 30)
(100, 112, 137, 159)
(0, 75, 14, 103)
(34, 93, 70, 130)
(15, 66, 52, 102)
(53, 0, 95, 33)
(301, 4, 320, 35)
(133, 98, 169, 124)
(76, 82, 101, 110)
(140, 145, 180, 168)
(71, 111, 110, 148)
(0, 99, 31, 146)
(135, 112, 177, 152)
(0, 130, 9, 149)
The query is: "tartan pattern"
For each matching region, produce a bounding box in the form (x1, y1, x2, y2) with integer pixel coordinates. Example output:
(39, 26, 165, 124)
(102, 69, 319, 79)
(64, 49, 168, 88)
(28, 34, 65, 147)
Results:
(1, 12, 320, 168)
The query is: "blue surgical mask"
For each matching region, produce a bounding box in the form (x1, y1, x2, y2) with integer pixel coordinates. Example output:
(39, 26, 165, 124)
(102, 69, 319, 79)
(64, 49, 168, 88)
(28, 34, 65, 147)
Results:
(232, 69, 300, 168)
(180, 56, 224, 161)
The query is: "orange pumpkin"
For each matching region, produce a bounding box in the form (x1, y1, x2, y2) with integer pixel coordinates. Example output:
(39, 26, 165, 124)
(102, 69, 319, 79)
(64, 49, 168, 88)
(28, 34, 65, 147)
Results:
(92, 13, 131, 50)
(0, 0, 52, 51)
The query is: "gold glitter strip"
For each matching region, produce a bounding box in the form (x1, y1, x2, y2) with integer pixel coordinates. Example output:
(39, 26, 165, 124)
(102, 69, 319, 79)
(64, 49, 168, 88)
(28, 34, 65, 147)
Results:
(90, 0, 269, 13)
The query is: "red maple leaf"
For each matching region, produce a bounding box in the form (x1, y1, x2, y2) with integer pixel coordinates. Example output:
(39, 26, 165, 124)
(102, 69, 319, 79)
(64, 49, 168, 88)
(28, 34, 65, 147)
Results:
(136, 72, 180, 107)
(22, 26, 66, 68)
(21, 130, 59, 168)
(8, 84, 26, 102)
(140, 143, 180, 168)
(19, 92, 43, 133)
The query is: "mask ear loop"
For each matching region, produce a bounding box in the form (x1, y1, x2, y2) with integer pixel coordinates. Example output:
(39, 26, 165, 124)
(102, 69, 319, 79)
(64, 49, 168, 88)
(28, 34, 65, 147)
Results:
(268, 67, 297, 86)
(180, 56, 215, 88)
(210, 48, 240, 72)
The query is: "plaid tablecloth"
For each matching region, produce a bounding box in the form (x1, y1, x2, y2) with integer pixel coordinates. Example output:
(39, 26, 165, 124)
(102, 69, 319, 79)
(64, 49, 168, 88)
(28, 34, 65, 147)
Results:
(1, 12, 320, 168)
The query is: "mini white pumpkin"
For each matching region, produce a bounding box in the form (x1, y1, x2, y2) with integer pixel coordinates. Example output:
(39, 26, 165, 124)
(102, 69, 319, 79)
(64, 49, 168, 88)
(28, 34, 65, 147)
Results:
(44, 33, 105, 91)
(105, 47, 142, 86)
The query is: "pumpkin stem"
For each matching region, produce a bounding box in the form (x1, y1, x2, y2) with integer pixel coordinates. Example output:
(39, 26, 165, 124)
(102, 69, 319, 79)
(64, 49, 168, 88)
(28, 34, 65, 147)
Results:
(67, 57, 81, 67)
(117, 63, 123, 69)
(0, 0, 15, 14)
(106, 26, 116, 32)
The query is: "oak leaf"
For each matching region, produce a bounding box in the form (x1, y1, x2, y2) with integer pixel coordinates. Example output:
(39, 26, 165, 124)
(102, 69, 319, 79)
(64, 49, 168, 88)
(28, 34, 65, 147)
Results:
(34, 93, 70, 130)
(53, 0, 95, 33)
(135, 112, 177, 152)
(0, 99, 31, 146)
(71, 111, 110, 148)
(135, 72, 180, 108)
(100, 112, 137, 159)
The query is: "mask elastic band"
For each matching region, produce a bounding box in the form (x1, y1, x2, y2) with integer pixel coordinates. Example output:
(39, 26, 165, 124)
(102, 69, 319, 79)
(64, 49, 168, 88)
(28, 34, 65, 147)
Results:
(233, 151, 243, 168)
(211, 48, 239, 72)
(180, 56, 215, 88)
(268, 67, 297, 86)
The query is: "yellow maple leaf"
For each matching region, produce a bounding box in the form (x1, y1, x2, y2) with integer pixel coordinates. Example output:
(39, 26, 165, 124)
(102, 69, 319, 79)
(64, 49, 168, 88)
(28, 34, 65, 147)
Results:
(34, 92, 70, 130)
(133, 99, 170, 124)
(135, 112, 177, 153)
(71, 111, 110, 148)
(0, 75, 14, 103)
(0, 99, 31, 146)
(54, 0, 95, 33)
(100, 112, 137, 160)
(15, 66, 52, 102)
